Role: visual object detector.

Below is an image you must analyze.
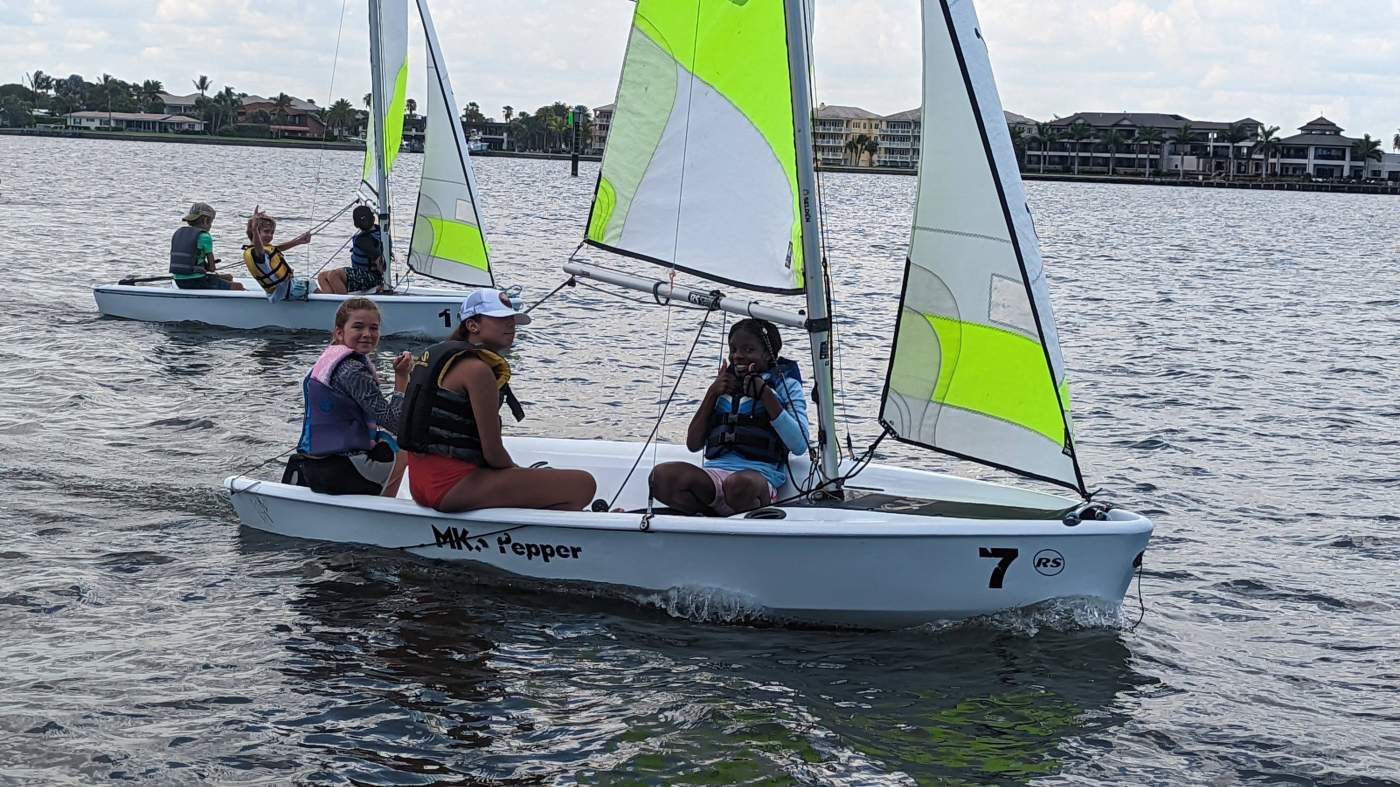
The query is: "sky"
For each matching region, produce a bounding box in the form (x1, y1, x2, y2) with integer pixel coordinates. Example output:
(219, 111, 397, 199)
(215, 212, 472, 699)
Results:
(2, 0, 1398, 141)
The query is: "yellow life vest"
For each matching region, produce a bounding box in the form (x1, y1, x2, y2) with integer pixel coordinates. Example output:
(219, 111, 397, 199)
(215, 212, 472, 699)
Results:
(243, 244, 292, 293)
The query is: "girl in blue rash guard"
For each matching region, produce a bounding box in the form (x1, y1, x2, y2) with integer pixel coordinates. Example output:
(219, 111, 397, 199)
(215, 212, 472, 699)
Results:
(649, 318, 810, 516)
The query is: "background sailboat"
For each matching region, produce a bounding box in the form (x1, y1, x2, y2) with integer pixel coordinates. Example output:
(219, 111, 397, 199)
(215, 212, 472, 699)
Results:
(93, 0, 492, 337)
(227, 0, 1153, 628)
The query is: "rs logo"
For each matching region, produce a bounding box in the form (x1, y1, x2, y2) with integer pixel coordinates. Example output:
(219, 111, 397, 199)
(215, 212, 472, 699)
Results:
(1033, 549, 1065, 576)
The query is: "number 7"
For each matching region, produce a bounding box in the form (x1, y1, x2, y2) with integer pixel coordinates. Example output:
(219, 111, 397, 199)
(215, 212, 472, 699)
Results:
(978, 547, 1019, 589)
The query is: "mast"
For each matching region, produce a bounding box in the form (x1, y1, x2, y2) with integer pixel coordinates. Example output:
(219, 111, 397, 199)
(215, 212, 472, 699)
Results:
(783, 0, 840, 487)
(367, 0, 395, 280)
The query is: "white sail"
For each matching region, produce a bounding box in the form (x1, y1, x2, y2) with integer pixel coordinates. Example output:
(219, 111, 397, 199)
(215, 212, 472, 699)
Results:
(584, 0, 806, 294)
(880, 0, 1085, 494)
(406, 0, 493, 286)
(362, 0, 409, 203)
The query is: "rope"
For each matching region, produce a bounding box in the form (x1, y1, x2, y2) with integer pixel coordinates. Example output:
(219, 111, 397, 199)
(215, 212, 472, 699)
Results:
(607, 301, 720, 510)
(524, 276, 577, 314)
(227, 449, 296, 496)
(1129, 554, 1147, 630)
(305, 0, 351, 270)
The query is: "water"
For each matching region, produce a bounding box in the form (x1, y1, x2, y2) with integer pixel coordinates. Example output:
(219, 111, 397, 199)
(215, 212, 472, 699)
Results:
(2, 135, 1398, 785)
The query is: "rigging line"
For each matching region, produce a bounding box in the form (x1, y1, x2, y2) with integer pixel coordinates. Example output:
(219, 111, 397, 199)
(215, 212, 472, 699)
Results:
(797, 1, 851, 463)
(1129, 555, 1147, 631)
(305, 0, 352, 270)
(524, 276, 577, 314)
(607, 304, 718, 511)
(310, 234, 355, 278)
(227, 449, 297, 496)
(667, 1, 704, 271)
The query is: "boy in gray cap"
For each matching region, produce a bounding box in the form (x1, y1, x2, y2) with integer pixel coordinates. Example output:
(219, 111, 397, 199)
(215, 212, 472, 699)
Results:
(169, 202, 244, 290)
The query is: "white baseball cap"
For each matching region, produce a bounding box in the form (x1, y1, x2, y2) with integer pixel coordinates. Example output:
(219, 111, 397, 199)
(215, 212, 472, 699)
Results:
(458, 287, 532, 325)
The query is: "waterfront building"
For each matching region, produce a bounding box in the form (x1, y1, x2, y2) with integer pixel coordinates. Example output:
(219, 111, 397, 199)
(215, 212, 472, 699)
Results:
(157, 92, 318, 116)
(815, 104, 883, 165)
(235, 100, 326, 138)
(1028, 112, 1262, 177)
(1275, 117, 1367, 179)
(64, 111, 204, 133)
(878, 108, 920, 168)
(1366, 152, 1400, 182)
(590, 103, 614, 155)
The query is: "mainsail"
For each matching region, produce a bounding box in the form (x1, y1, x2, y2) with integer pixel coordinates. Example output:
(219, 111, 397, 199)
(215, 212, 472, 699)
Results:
(584, 0, 806, 294)
(361, 0, 409, 204)
(879, 0, 1086, 494)
(405, 0, 493, 286)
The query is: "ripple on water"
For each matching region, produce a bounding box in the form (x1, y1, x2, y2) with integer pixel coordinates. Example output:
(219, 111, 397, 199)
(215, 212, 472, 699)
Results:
(2, 140, 1399, 784)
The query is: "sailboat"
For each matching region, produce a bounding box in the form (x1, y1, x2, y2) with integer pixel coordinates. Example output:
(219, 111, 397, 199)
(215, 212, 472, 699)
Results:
(226, 0, 1152, 628)
(92, 0, 495, 337)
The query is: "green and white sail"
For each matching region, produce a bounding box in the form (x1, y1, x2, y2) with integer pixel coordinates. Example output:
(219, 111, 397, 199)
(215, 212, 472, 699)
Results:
(880, 0, 1086, 494)
(405, 0, 492, 286)
(360, 0, 409, 206)
(585, 0, 805, 294)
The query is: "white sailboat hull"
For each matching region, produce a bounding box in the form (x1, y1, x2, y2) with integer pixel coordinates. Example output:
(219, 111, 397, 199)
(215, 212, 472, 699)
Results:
(225, 437, 1151, 628)
(93, 280, 466, 337)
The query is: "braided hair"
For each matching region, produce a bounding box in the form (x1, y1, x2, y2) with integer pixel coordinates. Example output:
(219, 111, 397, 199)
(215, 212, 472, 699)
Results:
(730, 318, 781, 364)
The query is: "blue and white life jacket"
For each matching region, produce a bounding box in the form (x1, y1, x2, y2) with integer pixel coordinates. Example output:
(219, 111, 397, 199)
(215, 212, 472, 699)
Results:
(350, 228, 382, 273)
(296, 345, 378, 456)
(703, 357, 803, 465)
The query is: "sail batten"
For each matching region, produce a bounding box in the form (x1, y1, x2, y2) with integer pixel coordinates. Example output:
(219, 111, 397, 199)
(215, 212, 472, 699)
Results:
(585, 0, 805, 294)
(880, 0, 1086, 495)
(405, 0, 493, 286)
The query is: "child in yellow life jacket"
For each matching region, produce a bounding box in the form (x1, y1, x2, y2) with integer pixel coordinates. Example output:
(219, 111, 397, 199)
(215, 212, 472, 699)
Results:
(244, 207, 312, 301)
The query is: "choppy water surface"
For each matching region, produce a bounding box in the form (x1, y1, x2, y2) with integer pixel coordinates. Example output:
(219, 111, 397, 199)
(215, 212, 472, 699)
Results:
(2, 136, 1398, 785)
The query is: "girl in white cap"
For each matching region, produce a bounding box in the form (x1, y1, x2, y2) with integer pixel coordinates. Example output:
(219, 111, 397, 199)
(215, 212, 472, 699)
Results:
(396, 288, 596, 512)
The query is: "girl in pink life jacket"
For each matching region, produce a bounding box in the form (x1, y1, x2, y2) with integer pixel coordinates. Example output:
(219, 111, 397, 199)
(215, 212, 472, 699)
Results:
(284, 298, 415, 496)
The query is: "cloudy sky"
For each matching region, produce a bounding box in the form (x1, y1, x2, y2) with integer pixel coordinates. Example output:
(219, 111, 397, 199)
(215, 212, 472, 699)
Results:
(3, 0, 1398, 140)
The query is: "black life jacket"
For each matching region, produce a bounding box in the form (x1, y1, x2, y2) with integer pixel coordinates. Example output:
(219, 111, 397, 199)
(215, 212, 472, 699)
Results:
(703, 357, 802, 465)
(397, 341, 524, 466)
(169, 225, 206, 276)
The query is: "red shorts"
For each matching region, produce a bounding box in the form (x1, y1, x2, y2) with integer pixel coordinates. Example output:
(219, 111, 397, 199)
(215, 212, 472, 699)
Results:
(405, 451, 476, 510)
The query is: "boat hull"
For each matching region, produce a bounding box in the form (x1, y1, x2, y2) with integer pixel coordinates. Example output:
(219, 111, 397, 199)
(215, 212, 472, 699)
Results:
(225, 438, 1152, 628)
(93, 280, 466, 337)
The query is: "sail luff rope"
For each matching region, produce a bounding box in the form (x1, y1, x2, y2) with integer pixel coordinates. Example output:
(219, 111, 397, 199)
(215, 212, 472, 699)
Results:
(303, 0, 352, 272)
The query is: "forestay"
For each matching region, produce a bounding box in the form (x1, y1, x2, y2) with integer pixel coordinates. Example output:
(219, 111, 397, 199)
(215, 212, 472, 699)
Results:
(585, 0, 806, 294)
(361, 0, 409, 205)
(405, 0, 493, 286)
(880, 0, 1086, 495)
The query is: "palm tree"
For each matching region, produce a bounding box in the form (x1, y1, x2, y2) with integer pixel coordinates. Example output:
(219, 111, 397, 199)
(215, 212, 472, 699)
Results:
(1066, 120, 1092, 175)
(1252, 125, 1280, 180)
(405, 98, 417, 119)
(864, 136, 880, 167)
(272, 92, 293, 134)
(1031, 123, 1060, 174)
(1136, 127, 1164, 176)
(325, 98, 354, 138)
(502, 105, 513, 122)
(1393, 129, 1399, 152)
(139, 79, 164, 113)
(193, 75, 211, 99)
(1100, 129, 1125, 175)
(1008, 124, 1027, 170)
(363, 92, 372, 109)
(1224, 122, 1252, 180)
(1169, 123, 1194, 180)
(214, 87, 241, 134)
(99, 73, 120, 126)
(1351, 134, 1384, 179)
(25, 70, 53, 108)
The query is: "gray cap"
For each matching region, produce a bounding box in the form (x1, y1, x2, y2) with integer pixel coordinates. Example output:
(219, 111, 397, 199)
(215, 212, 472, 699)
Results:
(182, 202, 216, 222)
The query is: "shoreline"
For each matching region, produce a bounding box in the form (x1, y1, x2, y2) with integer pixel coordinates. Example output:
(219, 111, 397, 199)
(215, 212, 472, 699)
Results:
(6, 127, 1397, 195)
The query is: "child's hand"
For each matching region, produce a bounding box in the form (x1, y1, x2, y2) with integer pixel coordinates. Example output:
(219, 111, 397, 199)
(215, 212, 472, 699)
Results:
(289, 231, 311, 247)
(709, 362, 740, 397)
(392, 350, 414, 378)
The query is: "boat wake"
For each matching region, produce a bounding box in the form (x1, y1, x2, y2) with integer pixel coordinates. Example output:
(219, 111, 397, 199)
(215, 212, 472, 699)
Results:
(915, 596, 1133, 636)
(632, 585, 772, 626)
